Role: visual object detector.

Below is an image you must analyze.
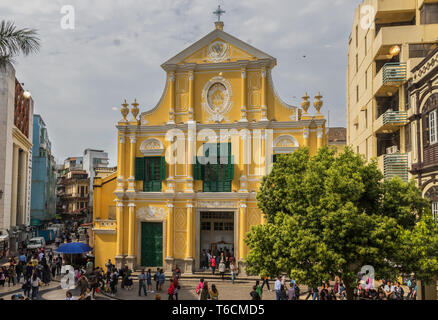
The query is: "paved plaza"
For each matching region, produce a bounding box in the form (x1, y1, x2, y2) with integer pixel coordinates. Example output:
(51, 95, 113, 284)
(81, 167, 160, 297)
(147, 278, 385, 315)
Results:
(0, 275, 290, 300)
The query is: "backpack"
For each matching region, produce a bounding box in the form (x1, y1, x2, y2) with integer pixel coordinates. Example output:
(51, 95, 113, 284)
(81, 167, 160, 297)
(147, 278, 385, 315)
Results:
(195, 282, 203, 295)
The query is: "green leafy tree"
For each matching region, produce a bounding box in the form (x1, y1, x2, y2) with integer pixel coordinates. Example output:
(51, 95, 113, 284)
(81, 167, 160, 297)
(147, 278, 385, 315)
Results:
(0, 20, 40, 66)
(245, 146, 435, 300)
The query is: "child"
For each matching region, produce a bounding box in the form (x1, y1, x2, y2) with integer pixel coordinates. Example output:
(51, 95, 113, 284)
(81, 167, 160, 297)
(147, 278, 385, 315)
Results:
(174, 285, 180, 300)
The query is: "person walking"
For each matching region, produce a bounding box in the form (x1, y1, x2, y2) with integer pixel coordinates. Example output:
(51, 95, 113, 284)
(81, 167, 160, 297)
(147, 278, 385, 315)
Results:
(154, 268, 160, 292)
(109, 270, 118, 296)
(138, 269, 147, 297)
(159, 269, 165, 292)
(209, 284, 219, 300)
(218, 259, 226, 280)
(274, 276, 282, 300)
(168, 279, 175, 300)
(230, 261, 237, 284)
(261, 275, 270, 292)
(210, 256, 216, 275)
(196, 278, 204, 300)
(200, 281, 209, 300)
(78, 276, 88, 295)
(31, 273, 41, 300)
(146, 269, 153, 293)
(16, 263, 23, 284)
(7, 265, 16, 287)
(288, 280, 296, 300)
(394, 282, 404, 300)
(255, 280, 263, 300)
(22, 276, 31, 298)
(312, 287, 320, 300)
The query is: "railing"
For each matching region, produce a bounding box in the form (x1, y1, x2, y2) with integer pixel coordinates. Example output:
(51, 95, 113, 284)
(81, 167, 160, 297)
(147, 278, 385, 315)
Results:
(383, 154, 408, 182)
(383, 63, 407, 85)
(93, 220, 116, 230)
(382, 110, 408, 125)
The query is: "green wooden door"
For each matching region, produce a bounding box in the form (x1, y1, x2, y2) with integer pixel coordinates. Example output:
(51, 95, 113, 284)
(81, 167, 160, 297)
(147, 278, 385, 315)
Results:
(141, 222, 163, 267)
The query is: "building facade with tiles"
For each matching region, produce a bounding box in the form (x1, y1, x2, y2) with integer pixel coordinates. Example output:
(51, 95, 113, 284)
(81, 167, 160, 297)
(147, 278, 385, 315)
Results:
(92, 21, 328, 273)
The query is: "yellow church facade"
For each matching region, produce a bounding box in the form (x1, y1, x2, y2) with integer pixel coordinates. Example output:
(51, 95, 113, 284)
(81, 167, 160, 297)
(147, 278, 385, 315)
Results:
(92, 21, 328, 274)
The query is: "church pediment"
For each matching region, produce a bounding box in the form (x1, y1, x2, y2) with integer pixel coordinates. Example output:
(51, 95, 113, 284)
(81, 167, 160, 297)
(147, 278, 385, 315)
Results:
(161, 28, 275, 69)
(180, 38, 257, 64)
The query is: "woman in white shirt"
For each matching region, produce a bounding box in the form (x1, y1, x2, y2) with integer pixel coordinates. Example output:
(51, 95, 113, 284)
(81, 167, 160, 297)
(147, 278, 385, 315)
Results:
(31, 273, 41, 300)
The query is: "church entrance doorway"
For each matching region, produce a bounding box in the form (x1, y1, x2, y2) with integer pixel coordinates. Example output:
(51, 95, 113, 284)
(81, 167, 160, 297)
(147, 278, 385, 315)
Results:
(199, 211, 234, 267)
(140, 222, 163, 267)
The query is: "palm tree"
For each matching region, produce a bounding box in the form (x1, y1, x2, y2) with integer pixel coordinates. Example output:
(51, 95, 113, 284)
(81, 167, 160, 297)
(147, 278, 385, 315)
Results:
(0, 20, 40, 66)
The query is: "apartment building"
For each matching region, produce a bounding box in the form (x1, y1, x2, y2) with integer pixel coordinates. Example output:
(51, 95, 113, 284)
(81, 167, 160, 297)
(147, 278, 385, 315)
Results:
(0, 62, 34, 255)
(347, 0, 438, 181)
(30, 115, 57, 227)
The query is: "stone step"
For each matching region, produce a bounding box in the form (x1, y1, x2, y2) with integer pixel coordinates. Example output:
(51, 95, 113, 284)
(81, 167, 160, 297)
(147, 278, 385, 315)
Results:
(130, 269, 261, 282)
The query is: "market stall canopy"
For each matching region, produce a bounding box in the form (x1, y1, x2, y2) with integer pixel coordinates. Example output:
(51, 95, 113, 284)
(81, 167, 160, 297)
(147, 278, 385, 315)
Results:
(56, 242, 93, 254)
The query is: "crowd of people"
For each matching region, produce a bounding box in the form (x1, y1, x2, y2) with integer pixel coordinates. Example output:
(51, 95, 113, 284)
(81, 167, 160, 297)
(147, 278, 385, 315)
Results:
(267, 274, 418, 301)
(0, 248, 63, 300)
(200, 248, 237, 281)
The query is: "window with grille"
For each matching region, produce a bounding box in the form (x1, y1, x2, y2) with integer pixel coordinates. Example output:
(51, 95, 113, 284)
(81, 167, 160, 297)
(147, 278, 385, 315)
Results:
(214, 222, 224, 231)
(432, 202, 438, 220)
(224, 222, 234, 231)
(135, 156, 165, 192)
(409, 43, 438, 58)
(201, 221, 211, 231)
(429, 110, 437, 145)
(420, 3, 438, 24)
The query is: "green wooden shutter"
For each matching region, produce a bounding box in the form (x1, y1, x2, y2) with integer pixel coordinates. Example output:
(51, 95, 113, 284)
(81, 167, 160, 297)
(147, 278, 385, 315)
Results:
(160, 157, 165, 181)
(135, 157, 145, 181)
(194, 156, 201, 180)
(227, 156, 234, 180)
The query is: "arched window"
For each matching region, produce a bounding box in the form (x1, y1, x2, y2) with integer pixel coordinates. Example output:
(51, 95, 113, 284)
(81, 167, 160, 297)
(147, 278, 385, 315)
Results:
(422, 93, 438, 149)
(424, 185, 438, 220)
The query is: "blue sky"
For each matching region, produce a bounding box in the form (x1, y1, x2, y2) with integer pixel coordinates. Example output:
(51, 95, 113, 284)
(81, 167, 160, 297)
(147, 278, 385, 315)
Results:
(1, 0, 363, 165)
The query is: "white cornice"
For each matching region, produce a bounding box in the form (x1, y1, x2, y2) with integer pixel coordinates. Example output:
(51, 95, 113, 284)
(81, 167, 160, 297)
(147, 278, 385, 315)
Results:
(115, 191, 257, 201)
(117, 120, 325, 133)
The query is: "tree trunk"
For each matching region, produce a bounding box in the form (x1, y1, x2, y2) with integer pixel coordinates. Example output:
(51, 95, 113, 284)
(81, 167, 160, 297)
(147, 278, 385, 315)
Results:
(344, 281, 355, 300)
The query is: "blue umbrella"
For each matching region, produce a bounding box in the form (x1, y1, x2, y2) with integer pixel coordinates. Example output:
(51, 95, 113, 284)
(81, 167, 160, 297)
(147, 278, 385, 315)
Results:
(56, 242, 93, 254)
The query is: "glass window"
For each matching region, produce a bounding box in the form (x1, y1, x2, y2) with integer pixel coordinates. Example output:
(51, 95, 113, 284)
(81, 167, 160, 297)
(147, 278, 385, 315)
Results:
(201, 222, 211, 231)
(405, 123, 412, 153)
(214, 222, 224, 231)
(421, 3, 438, 24)
(429, 110, 437, 144)
(224, 222, 234, 231)
(432, 202, 438, 220)
(409, 43, 438, 58)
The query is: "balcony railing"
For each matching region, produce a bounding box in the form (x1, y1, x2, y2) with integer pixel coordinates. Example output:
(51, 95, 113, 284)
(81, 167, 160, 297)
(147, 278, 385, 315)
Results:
(383, 63, 407, 85)
(374, 110, 408, 133)
(382, 110, 407, 125)
(383, 153, 408, 182)
(93, 220, 116, 233)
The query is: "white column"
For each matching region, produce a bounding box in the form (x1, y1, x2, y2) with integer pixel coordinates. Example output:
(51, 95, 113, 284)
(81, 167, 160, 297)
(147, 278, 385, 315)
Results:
(10, 145, 19, 227)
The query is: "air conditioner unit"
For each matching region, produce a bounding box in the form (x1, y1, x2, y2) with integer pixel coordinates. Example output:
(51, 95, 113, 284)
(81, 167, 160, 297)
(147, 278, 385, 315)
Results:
(386, 146, 399, 154)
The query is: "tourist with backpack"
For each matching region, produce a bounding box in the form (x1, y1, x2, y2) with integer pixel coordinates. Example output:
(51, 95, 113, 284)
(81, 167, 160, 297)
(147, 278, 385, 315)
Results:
(195, 278, 204, 300)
